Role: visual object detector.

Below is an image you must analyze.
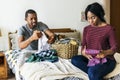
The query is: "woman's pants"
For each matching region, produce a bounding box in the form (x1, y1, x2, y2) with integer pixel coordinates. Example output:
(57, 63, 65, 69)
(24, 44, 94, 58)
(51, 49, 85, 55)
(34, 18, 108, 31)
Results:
(71, 55, 116, 80)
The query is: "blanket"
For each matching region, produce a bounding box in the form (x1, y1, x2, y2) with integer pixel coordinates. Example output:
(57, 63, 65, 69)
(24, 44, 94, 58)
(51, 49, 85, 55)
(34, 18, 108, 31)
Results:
(20, 58, 89, 80)
(5, 50, 89, 80)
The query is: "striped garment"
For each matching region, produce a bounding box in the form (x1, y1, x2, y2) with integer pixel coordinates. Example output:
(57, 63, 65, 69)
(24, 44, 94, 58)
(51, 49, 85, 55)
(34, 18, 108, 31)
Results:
(82, 24, 117, 59)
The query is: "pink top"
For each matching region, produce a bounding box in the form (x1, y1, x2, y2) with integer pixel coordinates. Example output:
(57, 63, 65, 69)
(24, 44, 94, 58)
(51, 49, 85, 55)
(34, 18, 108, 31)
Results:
(82, 24, 117, 58)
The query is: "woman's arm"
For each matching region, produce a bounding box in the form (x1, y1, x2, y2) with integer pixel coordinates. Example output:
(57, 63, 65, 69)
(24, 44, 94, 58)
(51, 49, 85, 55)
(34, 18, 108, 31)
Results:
(96, 27, 117, 58)
(81, 46, 93, 60)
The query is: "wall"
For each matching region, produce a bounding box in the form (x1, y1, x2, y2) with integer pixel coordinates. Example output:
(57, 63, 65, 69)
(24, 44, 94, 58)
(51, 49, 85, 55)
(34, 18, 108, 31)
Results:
(103, 0, 110, 23)
(0, 0, 109, 50)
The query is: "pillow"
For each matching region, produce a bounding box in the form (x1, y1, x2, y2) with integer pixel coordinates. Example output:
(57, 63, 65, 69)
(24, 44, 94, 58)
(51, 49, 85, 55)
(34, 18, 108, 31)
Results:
(9, 33, 19, 50)
(114, 52, 120, 64)
(104, 52, 120, 79)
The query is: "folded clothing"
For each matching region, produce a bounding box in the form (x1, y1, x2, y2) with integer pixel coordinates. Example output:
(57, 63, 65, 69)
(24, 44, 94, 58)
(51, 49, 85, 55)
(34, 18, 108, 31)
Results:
(85, 49, 107, 66)
(85, 49, 100, 55)
(26, 49, 58, 63)
(87, 57, 107, 66)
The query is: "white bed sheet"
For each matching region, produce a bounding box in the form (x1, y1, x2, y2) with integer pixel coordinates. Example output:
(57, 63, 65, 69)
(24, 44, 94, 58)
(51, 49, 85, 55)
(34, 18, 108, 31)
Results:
(20, 58, 89, 80)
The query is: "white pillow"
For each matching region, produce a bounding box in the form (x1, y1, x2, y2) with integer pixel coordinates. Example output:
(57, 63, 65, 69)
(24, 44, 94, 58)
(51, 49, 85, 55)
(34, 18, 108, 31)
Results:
(103, 52, 120, 79)
(114, 52, 120, 64)
(9, 33, 19, 50)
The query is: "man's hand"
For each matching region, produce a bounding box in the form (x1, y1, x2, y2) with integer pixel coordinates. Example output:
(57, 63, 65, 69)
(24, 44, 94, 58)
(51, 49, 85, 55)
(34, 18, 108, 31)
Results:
(31, 30, 42, 40)
(47, 36, 55, 44)
(18, 30, 42, 49)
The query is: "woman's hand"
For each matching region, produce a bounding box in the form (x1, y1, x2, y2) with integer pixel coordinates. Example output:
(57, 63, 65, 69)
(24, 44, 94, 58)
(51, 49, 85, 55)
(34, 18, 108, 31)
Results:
(82, 47, 93, 60)
(96, 50, 106, 58)
(85, 54, 93, 60)
(96, 49, 114, 58)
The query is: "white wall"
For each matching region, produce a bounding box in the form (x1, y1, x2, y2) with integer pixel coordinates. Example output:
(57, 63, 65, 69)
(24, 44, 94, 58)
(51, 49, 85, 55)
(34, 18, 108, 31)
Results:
(0, 0, 109, 50)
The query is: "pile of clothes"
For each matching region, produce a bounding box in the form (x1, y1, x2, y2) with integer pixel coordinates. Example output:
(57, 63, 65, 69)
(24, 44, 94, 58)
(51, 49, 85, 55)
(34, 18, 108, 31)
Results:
(26, 49, 58, 63)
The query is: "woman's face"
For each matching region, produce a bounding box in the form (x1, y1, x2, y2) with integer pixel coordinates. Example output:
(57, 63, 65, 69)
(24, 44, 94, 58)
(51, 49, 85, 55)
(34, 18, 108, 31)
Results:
(25, 13, 38, 29)
(87, 11, 100, 26)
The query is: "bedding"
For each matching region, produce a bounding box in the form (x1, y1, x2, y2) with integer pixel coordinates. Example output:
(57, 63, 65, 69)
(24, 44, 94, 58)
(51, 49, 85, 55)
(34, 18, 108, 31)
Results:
(6, 28, 120, 80)
(5, 50, 120, 80)
(20, 56, 89, 80)
(5, 50, 36, 80)
(5, 50, 89, 80)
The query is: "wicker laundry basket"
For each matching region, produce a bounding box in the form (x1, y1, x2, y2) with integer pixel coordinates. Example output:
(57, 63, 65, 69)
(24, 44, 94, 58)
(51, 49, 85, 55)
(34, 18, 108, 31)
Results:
(51, 43, 79, 59)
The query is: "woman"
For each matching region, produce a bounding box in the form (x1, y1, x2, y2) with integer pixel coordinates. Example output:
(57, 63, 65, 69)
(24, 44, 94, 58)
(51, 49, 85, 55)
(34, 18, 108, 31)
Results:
(71, 2, 117, 80)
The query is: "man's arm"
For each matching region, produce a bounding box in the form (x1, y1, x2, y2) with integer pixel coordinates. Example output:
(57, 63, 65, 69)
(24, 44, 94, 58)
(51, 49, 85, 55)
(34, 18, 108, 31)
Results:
(18, 30, 42, 49)
(44, 29, 55, 44)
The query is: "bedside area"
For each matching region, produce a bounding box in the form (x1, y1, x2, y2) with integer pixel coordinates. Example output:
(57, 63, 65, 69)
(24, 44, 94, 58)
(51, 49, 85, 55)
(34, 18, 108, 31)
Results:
(0, 51, 8, 79)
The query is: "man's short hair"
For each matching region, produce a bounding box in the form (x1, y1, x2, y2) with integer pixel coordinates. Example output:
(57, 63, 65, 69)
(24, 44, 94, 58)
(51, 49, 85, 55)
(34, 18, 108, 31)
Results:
(25, 9, 37, 18)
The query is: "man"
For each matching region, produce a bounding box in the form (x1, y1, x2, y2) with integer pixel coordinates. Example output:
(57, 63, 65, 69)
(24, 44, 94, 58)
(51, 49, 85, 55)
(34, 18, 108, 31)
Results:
(18, 9, 55, 50)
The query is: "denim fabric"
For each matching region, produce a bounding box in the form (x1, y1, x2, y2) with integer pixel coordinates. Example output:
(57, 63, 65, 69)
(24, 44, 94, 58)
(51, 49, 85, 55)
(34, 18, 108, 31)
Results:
(71, 55, 116, 80)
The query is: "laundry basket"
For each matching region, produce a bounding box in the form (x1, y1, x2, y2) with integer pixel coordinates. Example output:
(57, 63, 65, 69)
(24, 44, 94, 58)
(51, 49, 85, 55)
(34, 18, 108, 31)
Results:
(51, 43, 79, 59)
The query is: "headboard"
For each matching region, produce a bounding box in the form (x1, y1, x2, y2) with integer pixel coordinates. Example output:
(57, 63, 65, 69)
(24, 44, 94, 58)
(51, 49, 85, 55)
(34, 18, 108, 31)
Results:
(50, 28, 75, 33)
(8, 28, 80, 50)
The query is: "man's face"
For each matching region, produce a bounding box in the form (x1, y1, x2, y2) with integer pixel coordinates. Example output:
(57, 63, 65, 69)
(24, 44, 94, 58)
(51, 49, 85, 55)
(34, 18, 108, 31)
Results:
(25, 13, 38, 29)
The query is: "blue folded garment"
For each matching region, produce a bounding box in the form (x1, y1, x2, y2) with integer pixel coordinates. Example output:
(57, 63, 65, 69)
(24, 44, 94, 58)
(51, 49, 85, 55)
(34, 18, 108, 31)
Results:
(26, 49, 58, 63)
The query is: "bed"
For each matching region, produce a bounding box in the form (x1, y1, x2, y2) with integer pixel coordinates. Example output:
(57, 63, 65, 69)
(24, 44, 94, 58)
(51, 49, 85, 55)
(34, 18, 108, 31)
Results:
(5, 28, 120, 80)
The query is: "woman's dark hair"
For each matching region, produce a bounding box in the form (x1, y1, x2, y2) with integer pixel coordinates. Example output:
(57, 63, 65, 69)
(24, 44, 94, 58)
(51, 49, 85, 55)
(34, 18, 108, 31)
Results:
(25, 9, 37, 18)
(85, 2, 106, 22)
